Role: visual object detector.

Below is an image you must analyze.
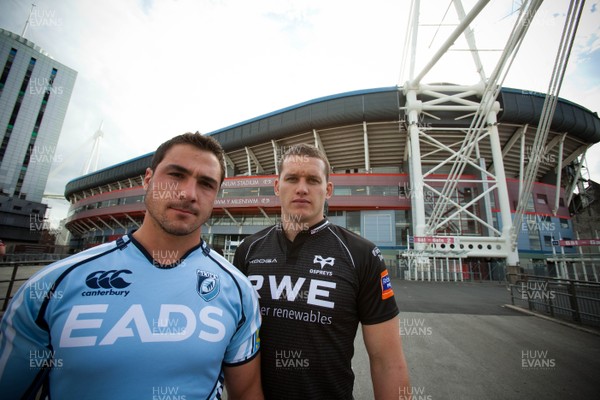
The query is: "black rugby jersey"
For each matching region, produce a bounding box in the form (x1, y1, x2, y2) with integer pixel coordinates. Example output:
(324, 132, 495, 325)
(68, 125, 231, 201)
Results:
(233, 218, 399, 400)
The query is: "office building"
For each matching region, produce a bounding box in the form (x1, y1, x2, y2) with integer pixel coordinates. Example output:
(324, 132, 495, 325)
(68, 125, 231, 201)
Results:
(0, 28, 77, 243)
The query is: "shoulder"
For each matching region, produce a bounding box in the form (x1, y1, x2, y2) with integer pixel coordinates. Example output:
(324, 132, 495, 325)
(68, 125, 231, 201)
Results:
(242, 225, 278, 243)
(238, 225, 278, 251)
(325, 224, 378, 253)
(29, 238, 129, 282)
(205, 246, 255, 289)
(323, 224, 385, 270)
(3, 238, 131, 322)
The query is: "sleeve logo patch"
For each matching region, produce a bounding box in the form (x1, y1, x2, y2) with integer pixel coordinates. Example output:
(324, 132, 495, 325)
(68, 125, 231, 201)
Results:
(380, 270, 394, 300)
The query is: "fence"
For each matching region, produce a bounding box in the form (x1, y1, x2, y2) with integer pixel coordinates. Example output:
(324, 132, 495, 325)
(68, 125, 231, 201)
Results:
(0, 259, 58, 312)
(508, 273, 600, 327)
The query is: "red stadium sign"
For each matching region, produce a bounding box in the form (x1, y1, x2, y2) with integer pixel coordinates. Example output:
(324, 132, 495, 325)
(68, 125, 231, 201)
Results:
(558, 239, 600, 247)
(414, 236, 457, 244)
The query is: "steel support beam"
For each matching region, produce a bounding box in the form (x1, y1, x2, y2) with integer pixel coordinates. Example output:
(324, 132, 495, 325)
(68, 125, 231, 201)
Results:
(363, 122, 370, 172)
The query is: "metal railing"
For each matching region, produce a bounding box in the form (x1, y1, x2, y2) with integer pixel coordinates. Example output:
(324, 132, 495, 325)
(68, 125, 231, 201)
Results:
(0, 260, 58, 312)
(508, 273, 600, 327)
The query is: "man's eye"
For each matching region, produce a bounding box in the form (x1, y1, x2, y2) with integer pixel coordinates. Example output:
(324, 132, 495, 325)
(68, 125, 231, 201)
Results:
(199, 180, 217, 190)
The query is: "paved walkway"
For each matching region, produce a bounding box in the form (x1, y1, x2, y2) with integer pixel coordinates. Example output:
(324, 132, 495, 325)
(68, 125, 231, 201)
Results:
(352, 280, 600, 399)
(5, 266, 599, 399)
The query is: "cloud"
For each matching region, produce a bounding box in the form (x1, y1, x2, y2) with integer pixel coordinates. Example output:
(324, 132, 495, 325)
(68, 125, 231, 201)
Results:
(0, 0, 599, 228)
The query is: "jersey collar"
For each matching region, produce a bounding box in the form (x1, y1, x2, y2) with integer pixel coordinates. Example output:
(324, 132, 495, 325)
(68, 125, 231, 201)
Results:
(278, 217, 330, 238)
(127, 232, 205, 269)
(309, 218, 330, 235)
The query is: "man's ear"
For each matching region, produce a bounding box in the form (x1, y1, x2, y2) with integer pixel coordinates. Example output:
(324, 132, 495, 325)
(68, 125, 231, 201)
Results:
(325, 181, 333, 199)
(142, 168, 153, 190)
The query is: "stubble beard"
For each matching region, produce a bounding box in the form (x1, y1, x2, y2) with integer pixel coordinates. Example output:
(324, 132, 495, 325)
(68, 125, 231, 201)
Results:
(145, 195, 202, 237)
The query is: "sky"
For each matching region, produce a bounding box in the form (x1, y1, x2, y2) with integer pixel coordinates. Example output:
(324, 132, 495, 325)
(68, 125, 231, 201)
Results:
(0, 0, 599, 228)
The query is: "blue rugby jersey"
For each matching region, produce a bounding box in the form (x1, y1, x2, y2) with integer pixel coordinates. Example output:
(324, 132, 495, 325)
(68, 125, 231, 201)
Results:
(0, 234, 260, 399)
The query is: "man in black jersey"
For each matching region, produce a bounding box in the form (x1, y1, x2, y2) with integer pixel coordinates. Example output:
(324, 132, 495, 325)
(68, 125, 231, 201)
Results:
(234, 144, 410, 399)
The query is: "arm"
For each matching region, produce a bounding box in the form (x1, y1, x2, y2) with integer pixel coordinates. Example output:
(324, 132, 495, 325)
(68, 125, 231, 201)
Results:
(223, 355, 264, 400)
(223, 257, 262, 399)
(362, 317, 411, 400)
(0, 283, 52, 397)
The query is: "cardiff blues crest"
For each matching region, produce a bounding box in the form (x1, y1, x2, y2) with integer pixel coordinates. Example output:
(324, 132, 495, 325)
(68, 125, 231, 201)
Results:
(196, 270, 220, 301)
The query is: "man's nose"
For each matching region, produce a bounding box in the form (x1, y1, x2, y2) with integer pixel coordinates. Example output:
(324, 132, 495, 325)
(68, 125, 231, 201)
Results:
(296, 179, 308, 194)
(178, 179, 198, 201)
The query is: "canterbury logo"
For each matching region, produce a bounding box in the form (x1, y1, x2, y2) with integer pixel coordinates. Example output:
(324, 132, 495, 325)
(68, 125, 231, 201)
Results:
(313, 255, 335, 269)
(85, 270, 133, 289)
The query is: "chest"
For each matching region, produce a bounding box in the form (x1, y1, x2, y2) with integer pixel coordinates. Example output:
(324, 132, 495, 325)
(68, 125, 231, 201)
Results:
(46, 262, 238, 362)
(245, 236, 359, 317)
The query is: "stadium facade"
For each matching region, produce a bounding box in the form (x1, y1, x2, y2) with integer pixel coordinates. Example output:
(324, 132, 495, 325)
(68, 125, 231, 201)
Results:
(63, 85, 600, 281)
(0, 28, 77, 243)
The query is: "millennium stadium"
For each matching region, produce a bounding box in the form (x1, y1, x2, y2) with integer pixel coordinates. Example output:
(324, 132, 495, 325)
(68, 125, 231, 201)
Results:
(63, 83, 600, 281)
(61, 1, 600, 282)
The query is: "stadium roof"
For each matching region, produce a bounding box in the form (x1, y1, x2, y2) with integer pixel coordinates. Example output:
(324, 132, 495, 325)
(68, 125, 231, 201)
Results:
(65, 85, 600, 198)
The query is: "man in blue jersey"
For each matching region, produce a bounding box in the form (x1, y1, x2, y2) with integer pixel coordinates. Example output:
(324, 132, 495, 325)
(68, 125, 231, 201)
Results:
(234, 144, 410, 399)
(0, 132, 263, 399)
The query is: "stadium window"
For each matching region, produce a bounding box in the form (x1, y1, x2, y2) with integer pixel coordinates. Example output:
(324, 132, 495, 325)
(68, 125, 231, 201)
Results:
(528, 231, 541, 250)
(346, 211, 360, 235)
(363, 213, 393, 243)
(395, 210, 410, 247)
(536, 194, 548, 204)
(334, 187, 352, 196)
(560, 218, 569, 229)
(352, 186, 367, 195)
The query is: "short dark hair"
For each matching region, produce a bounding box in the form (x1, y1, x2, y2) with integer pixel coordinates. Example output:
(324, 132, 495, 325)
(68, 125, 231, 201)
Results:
(278, 143, 330, 181)
(150, 132, 226, 184)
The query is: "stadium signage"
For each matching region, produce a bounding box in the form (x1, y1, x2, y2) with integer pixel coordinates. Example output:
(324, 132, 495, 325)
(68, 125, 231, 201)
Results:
(221, 178, 274, 188)
(555, 239, 600, 247)
(214, 197, 273, 206)
(413, 236, 457, 244)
